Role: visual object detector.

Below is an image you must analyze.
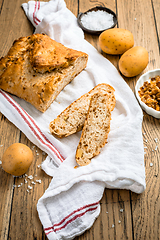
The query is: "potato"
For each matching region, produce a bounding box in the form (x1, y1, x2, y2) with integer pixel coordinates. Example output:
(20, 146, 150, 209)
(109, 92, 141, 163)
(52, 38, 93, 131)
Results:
(2, 143, 33, 176)
(99, 28, 134, 55)
(118, 46, 149, 77)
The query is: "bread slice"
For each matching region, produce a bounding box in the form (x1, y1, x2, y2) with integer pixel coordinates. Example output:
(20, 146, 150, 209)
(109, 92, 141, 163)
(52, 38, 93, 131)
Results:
(49, 83, 115, 137)
(76, 92, 111, 166)
(0, 33, 88, 112)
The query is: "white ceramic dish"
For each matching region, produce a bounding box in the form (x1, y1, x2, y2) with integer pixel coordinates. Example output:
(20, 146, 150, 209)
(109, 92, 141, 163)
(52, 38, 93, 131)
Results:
(135, 69, 160, 118)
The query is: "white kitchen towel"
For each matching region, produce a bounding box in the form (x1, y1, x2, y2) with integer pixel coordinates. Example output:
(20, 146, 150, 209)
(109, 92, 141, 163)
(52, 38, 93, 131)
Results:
(0, 0, 146, 239)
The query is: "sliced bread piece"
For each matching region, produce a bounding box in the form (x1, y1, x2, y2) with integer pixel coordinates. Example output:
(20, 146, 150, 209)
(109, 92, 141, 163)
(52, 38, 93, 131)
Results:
(76, 92, 111, 166)
(49, 83, 115, 138)
(0, 33, 88, 112)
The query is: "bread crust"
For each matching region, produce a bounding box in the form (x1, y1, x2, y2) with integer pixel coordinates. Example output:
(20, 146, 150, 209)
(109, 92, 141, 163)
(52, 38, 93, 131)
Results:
(49, 83, 115, 137)
(76, 92, 111, 166)
(0, 34, 88, 112)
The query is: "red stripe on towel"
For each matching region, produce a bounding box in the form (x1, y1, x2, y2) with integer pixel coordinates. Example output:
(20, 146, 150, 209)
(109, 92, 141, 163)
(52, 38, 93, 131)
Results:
(44, 202, 99, 234)
(38, 1, 40, 10)
(33, 1, 41, 25)
(54, 206, 98, 232)
(0, 90, 64, 163)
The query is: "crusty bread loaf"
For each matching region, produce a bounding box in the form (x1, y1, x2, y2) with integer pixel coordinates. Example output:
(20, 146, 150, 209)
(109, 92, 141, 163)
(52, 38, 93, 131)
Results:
(49, 83, 115, 137)
(76, 92, 111, 166)
(0, 33, 88, 112)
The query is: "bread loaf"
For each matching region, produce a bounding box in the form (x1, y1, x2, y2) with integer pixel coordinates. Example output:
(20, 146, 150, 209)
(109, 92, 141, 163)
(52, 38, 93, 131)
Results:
(49, 83, 115, 137)
(0, 33, 88, 112)
(76, 92, 111, 166)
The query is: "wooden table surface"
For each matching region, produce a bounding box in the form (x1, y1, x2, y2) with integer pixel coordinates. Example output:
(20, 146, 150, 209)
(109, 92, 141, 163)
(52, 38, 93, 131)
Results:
(0, 0, 160, 239)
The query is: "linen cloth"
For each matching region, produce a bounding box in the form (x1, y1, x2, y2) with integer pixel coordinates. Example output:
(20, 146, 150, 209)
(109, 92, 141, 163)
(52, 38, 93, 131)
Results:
(0, 0, 146, 239)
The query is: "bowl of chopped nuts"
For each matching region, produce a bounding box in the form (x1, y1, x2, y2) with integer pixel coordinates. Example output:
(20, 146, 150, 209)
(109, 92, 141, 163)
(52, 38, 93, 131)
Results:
(135, 69, 160, 118)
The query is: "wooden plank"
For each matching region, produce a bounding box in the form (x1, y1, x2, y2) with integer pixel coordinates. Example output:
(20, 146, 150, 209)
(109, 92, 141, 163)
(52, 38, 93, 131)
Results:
(117, 0, 160, 239)
(0, 0, 34, 57)
(8, 133, 51, 240)
(0, 117, 21, 240)
(0, 0, 44, 240)
(0, 0, 159, 240)
(76, 0, 133, 239)
(65, 0, 78, 16)
(117, 0, 160, 90)
(152, 0, 160, 49)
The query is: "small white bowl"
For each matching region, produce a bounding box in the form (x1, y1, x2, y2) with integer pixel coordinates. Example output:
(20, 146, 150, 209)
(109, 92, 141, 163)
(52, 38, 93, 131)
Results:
(135, 69, 160, 118)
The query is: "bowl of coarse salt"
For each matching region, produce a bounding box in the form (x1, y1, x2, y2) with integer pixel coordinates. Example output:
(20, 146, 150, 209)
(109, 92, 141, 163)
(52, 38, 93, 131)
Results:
(77, 6, 117, 35)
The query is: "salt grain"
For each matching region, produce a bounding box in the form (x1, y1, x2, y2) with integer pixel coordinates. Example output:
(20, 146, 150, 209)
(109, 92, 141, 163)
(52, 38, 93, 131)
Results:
(28, 175, 33, 180)
(120, 209, 124, 212)
(28, 185, 32, 190)
(0, 161, 2, 165)
(150, 163, 153, 167)
(80, 10, 114, 31)
(155, 146, 158, 151)
(36, 179, 42, 184)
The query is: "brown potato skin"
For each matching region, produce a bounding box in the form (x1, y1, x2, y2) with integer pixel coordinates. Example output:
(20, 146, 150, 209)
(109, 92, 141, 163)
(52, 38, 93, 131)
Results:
(99, 28, 134, 55)
(119, 46, 149, 77)
(2, 143, 33, 176)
